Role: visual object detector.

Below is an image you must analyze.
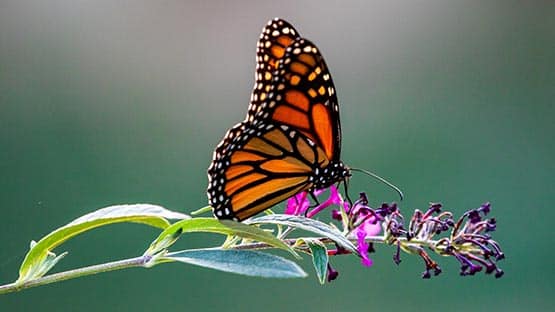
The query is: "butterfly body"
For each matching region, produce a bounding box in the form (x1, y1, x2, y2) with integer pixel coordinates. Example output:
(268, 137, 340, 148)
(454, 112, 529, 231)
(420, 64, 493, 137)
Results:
(207, 18, 350, 221)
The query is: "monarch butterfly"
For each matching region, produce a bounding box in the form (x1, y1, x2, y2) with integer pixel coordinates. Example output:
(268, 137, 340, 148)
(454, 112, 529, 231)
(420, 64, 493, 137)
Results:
(207, 18, 364, 221)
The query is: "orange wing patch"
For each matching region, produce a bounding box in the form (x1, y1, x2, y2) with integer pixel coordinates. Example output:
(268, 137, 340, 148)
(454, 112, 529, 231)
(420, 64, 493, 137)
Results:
(285, 90, 309, 111)
(295, 136, 316, 164)
(244, 137, 283, 156)
(290, 61, 309, 75)
(312, 103, 334, 159)
(273, 106, 310, 129)
(231, 176, 308, 210)
(235, 183, 307, 220)
(230, 150, 266, 163)
(260, 157, 311, 173)
(277, 35, 295, 47)
(225, 164, 253, 180)
(298, 53, 316, 67)
(270, 45, 286, 63)
(263, 128, 293, 152)
(227, 172, 267, 195)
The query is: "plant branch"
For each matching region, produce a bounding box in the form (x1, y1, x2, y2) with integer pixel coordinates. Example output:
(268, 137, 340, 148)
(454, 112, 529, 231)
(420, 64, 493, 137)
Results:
(0, 255, 152, 295)
(0, 235, 453, 295)
(231, 235, 441, 253)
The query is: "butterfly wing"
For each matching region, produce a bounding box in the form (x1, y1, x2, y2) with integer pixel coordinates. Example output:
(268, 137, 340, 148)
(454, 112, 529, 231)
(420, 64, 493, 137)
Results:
(247, 18, 300, 122)
(208, 19, 346, 221)
(253, 38, 342, 162)
(207, 122, 329, 221)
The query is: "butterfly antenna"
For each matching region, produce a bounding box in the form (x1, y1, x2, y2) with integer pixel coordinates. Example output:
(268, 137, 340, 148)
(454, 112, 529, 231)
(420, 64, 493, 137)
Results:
(350, 167, 404, 201)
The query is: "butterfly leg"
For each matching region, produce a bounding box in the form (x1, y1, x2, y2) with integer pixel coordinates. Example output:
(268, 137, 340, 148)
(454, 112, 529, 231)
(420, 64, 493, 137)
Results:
(304, 191, 322, 217)
(342, 181, 354, 209)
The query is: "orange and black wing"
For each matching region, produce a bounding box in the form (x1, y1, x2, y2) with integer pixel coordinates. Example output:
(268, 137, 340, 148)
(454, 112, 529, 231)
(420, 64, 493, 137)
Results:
(252, 38, 342, 162)
(246, 18, 300, 122)
(207, 122, 330, 221)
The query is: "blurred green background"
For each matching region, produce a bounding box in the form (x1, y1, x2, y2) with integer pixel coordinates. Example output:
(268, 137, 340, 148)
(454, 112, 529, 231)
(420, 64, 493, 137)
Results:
(1, 1, 553, 311)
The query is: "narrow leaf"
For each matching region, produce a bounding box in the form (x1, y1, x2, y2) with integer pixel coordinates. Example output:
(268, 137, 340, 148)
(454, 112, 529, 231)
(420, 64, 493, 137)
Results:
(247, 214, 359, 255)
(306, 239, 329, 284)
(190, 205, 213, 216)
(17, 204, 189, 283)
(145, 218, 297, 257)
(162, 248, 307, 278)
(33, 251, 69, 279)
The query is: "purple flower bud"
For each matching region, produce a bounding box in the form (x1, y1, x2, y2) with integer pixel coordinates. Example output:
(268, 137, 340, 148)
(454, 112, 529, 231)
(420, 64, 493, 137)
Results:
(480, 202, 491, 215)
(468, 210, 481, 224)
(434, 266, 442, 276)
(393, 243, 401, 265)
(486, 218, 497, 232)
(468, 264, 483, 275)
(485, 263, 496, 274)
(429, 202, 442, 213)
(331, 209, 342, 221)
(327, 263, 339, 282)
(359, 192, 369, 205)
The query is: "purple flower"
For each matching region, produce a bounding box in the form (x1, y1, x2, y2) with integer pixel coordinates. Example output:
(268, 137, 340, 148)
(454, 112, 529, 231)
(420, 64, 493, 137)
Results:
(348, 199, 382, 267)
(357, 230, 373, 267)
(284, 186, 342, 218)
(285, 191, 310, 215)
(286, 189, 393, 268)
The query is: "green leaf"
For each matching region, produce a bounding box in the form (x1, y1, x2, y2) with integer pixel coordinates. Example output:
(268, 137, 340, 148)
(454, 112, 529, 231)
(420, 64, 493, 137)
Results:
(246, 214, 359, 255)
(145, 218, 298, 258)
(298, 238, 329, 284)
(17, 204, 189, 284)
(190, 205, 213, 216)
(162, 248, 307, 278)
(32, 250, 69, 279)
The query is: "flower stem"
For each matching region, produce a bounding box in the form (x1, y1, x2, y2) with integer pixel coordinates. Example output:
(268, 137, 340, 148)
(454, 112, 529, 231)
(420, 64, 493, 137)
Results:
(0, 255, 151, 295)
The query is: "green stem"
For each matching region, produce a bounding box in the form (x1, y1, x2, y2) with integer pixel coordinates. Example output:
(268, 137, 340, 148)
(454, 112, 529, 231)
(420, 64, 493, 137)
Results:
(0, 255, 151, 295)
(0, 235, 442, 295)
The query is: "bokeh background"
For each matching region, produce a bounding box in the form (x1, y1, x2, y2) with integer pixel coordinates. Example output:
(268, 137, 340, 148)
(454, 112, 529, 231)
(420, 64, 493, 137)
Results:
(1, 1, 553, 311)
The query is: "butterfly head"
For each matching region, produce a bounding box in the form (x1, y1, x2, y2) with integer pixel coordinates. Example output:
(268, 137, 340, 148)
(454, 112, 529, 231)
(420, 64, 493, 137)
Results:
(311, 160, 351, 191)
